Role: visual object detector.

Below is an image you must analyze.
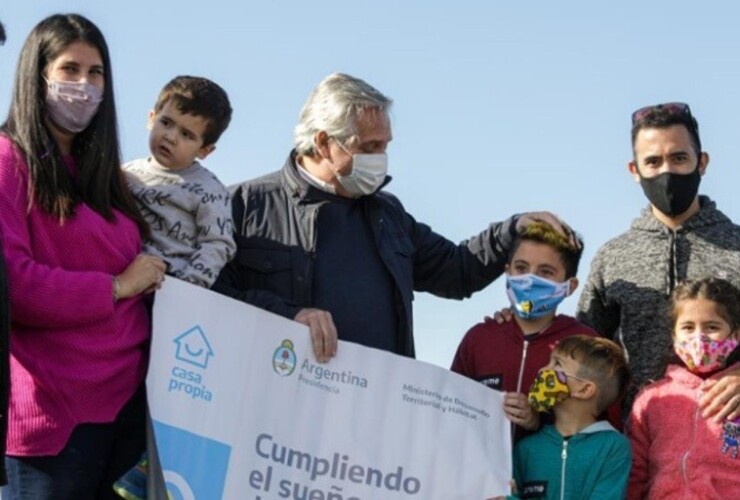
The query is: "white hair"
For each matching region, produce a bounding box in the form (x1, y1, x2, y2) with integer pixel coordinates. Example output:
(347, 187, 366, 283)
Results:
(294, 73, 392, 155)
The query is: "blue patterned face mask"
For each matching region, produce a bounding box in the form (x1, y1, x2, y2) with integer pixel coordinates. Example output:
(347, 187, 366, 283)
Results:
(506, 273, 570, 319)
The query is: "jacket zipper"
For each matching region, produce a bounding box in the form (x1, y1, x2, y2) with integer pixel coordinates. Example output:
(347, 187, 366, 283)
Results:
(304, 209, 319, 302)
(509, 340, 530, 439)
(668, 230, 677, 294)
(516, 340, 529, 393)
(560, 440, 568, 500)
(680, 388, 701, 491)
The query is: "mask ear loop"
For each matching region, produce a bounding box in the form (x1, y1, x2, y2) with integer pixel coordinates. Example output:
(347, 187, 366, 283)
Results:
(325, 137, 358, 181)
(724, 332, 740, 367)
(313, 135, 342, 179)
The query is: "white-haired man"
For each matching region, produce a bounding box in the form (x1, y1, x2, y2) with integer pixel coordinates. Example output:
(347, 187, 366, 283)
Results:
(214, 73, 573, 362)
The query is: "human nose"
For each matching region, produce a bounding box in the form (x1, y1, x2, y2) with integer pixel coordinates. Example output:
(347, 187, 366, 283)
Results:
(162, 128, 177, 144)
(74, 73, 93, 85)
(662, 156, 693, 174)
(663, 161, 681, 173)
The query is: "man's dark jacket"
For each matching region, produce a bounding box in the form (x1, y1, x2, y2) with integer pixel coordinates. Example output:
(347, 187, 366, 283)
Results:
(213, 152, 518, 357)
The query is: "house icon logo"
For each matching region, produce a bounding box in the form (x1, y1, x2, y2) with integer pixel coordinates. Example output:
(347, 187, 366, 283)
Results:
(174, 325, 214, 369)
(273, 339, 297, 376)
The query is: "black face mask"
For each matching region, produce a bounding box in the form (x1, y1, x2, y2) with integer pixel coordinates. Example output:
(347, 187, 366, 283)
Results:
(638, 165, 701, 217)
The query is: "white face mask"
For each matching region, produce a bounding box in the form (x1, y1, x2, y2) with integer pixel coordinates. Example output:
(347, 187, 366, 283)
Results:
(332, 140, 388, 197)
(45, 79, 104, 133)
(337, 153, 388, 197)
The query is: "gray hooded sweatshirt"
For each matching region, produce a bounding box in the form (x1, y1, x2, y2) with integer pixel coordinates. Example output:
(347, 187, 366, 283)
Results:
(577, 196, 740, 409)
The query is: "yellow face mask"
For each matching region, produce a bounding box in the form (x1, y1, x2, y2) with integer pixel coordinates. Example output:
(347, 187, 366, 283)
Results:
(528, 368, 571, 413)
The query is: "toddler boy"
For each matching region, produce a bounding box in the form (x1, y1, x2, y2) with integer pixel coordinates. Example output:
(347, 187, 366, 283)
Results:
(115, 75, 236, 499)
(123, 75, 236, 288)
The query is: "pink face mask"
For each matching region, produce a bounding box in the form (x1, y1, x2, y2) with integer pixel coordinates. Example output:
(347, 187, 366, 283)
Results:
(45, 79, 103, 133)
(674, 334, 739, 373)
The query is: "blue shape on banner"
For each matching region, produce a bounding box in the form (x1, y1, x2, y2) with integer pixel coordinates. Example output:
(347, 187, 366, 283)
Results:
(174, 325, 214, 369)
(153, 420, 231, 499)
(273, 339, 297, 376)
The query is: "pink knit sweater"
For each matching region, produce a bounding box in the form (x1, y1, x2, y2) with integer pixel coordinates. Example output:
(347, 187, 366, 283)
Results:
(0, 135, 149, 455)
(626, 363, 740, 499)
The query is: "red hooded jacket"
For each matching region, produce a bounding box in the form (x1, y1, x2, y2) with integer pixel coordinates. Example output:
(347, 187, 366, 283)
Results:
(451, 315, 620, 441)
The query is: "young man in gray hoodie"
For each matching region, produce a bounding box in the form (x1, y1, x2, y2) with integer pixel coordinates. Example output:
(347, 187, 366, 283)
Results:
(577, 103, 740, 419)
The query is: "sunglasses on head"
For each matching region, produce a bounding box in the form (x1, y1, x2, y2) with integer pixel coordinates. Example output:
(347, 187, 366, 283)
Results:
(631, 102, 692, 125)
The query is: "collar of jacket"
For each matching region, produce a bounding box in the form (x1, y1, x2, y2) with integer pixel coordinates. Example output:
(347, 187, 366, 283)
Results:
(665, 362, 740, 389)
(502, 315, 589, 343)
(540, 421, 618, 442)
(631, 195, 731, 233)
(280, 150, 393, 202)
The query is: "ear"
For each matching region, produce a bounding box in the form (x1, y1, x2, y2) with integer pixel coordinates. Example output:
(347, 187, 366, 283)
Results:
(314, 131, 331, 159)
(628, 160, 641, 183)
(698, 152, 709, 175)
(147, 109, 156, 131)
(504, 263, 510, 274)
(567, 277, 579, 296)
(196, 144, 216, 160)
(572, 380, 597, 401)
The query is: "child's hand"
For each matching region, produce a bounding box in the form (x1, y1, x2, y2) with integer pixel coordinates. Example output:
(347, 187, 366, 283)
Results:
(485, 479, 517, 500)
(117, 254, 167, 299)
(503, 392, 539, 430)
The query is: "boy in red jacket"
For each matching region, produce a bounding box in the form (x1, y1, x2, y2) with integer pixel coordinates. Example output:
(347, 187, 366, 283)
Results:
(451, 221, 596, 442)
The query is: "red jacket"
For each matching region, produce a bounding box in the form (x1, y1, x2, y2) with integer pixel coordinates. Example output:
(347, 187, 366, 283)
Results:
(451, 315, 597, 393)
(626, 363, 740, 500)
(451, 315, 604, 440)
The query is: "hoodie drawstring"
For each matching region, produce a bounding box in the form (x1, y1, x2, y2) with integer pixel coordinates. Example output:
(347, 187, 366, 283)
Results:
(668, 230, 677, 295)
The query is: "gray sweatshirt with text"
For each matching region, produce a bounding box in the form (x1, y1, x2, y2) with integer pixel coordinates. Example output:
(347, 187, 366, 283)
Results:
(124, 157, 236, 288)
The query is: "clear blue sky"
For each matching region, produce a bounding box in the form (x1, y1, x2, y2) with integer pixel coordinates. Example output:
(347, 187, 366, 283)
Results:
(3, 1, 740, 368)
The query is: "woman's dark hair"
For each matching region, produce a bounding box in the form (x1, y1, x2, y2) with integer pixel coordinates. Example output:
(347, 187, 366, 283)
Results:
(1, 14, 148, 236)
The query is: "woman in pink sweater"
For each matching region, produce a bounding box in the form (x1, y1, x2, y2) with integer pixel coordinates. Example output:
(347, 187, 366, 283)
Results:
(626, 277, 740, 499)
(0, 14, 166, 499)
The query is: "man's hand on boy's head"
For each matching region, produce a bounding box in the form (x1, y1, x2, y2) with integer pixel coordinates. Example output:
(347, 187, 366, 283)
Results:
(515, 211, 581, 250)
(700, 366, 740, 422)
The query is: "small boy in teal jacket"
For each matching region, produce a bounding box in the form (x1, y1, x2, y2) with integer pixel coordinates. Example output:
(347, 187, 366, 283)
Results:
(508, 335, 631, 499)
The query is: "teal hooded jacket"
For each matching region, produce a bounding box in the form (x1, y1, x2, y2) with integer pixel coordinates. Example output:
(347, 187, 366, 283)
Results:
(509, 421, 631, 500)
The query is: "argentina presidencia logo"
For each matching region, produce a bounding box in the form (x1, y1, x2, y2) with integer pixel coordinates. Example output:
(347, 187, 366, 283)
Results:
(273, 339, 297, 376)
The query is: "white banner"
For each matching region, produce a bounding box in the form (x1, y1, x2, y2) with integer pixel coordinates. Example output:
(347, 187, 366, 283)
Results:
(147, 279, 512, 499)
